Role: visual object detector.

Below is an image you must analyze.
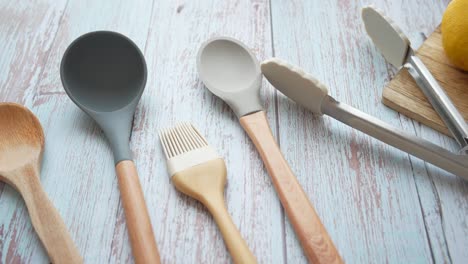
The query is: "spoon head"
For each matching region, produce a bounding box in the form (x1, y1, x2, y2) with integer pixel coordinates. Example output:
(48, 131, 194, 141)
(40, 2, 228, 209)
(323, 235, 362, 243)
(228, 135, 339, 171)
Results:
(60, 31, 147, 113)
(197, 37, 263, 117)
(0, 103, 44, 175)
(362, 6, 410, 68)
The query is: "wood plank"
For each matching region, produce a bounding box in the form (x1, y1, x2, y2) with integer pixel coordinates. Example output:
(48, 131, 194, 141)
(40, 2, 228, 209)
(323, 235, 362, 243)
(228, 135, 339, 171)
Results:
(0, 1, 69, 262)
(270, 0, 462, 263)
(2, 0, 466, 263)
(376, 2, 468, 263)
(383, 27, 468, 136)
(137, 1, 281, 263)
(15, 0, 281, 263)
(0, 0, 154, 263)
(0, 0, 67, 103)
(35, 0, 155, 260)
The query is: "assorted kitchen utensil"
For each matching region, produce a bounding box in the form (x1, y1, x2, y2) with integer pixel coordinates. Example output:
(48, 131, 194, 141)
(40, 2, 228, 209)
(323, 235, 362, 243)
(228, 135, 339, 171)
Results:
(197, 37, 343, 264)
(4, 4, 466, 260)
(362, 6, 468, 153)
(160, 123, 256, 264)
(0, 103, 82, 263)
(261, 58, 468, 179)
(60, 31, 160, 263)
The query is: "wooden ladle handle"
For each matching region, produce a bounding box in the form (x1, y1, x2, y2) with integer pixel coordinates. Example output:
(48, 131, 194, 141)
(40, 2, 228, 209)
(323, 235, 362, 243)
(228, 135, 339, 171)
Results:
(240, 111, 342, 264)
(18, 165, 82, 263)
(115, 160, 160, 264)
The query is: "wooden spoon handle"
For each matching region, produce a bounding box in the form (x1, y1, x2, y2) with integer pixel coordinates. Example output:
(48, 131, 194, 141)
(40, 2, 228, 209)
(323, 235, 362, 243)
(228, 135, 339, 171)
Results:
(115, 160, 160, 264)
(239, 111, 342, 264)
(18, 166, 82, 263)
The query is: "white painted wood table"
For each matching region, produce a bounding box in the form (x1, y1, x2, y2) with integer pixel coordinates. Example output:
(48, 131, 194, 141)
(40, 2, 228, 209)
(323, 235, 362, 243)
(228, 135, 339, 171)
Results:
(0, 0, 466, 263)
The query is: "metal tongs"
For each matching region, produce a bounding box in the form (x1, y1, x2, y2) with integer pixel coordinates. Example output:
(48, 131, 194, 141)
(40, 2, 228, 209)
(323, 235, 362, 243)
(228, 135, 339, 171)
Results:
(261, 58, 468, 180)
(362, 6, 468, 153)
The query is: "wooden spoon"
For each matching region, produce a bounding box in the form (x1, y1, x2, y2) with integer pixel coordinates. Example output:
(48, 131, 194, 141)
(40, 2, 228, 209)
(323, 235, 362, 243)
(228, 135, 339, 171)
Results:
(0, 103, 82, 263)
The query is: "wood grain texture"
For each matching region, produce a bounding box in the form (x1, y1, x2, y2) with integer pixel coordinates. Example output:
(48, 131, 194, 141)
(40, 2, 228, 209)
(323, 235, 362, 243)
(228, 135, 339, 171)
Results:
(0, 1, 70, 262)
(240, 111, 342, 264)
(0, 103, 81, 263)
(383, 26, 468, 137)
(1, 0, 467, 263)
(115, 160, 160, 264)
(2, 0, 279, 263)
(33, 0, 155, 261)
(172, 159, 256, 264)
(138, 1, 279, 263)
(5, 165, 82, 264)
(1, 0, 154, 263)
(271, 0, 467, 263)
(0, 0, 68, 104)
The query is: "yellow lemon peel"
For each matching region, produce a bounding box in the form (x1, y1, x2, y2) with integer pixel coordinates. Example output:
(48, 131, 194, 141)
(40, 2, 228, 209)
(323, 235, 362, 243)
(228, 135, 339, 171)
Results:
(442, 0, 468, 71)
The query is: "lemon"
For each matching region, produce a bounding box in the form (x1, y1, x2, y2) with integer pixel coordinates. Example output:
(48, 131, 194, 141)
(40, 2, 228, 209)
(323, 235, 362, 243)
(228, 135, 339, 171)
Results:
(442, 0, 468, 71)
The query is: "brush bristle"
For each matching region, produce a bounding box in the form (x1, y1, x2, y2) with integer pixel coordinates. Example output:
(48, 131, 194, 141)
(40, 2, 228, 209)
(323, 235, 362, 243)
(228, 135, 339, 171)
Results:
(159, 122, 208, 159)
(159, 123, 220, 175)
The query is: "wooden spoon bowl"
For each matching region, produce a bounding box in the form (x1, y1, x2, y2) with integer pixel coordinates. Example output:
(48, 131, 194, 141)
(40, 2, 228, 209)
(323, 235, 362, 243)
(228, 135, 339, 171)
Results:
(0, 103, 43, 185)
(0, 103, 82, 263)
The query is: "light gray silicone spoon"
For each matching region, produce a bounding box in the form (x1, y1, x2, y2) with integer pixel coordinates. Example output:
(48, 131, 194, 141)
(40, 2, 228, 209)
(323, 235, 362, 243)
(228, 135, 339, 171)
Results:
(362, 6, 468, 151)
(261, 58, 468, 180)
(197, 37, 342, 264)
(60, 31, 160, 264)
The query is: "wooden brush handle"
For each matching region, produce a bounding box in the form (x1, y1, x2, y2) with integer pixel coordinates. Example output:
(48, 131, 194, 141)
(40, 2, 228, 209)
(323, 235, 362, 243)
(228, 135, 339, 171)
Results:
(240, 111, 342, 264)
(204, 193, 256, 264)
(17, 165, 82, 263)
(172, 159, 256, 264)
(116, 160, 160, 264)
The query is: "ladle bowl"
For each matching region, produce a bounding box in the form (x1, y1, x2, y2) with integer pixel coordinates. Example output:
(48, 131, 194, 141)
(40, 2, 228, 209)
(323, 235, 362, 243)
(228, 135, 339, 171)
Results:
(61, 31, 146, 113)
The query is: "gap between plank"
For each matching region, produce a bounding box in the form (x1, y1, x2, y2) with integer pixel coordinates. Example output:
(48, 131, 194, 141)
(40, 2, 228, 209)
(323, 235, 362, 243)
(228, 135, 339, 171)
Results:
(27, 0, 71, 106)
(268, 0, 288, 263)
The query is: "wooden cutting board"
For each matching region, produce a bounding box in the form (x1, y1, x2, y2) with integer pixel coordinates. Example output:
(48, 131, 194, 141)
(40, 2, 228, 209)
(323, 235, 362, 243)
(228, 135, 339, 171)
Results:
(382, 26, 468, 137)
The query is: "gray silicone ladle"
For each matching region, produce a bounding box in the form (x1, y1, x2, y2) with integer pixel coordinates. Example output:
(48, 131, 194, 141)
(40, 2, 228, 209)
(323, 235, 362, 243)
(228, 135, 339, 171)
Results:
(60, 31, 160, 264)
(197, 37, 342, 263)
